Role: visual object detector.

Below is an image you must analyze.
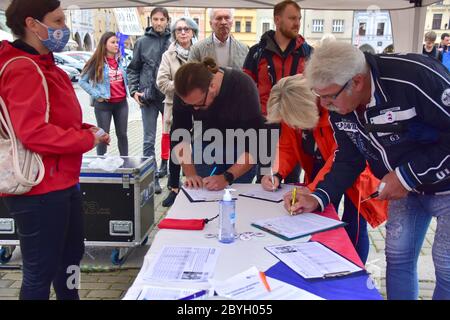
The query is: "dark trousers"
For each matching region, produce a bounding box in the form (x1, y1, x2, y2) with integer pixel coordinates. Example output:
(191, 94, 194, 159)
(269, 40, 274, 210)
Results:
(3, 185, 85, 300)
(94, 99, 129, 156)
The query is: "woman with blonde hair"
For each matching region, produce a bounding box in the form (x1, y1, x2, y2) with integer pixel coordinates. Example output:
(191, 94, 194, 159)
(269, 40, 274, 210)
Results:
(261, 74, 387, 264)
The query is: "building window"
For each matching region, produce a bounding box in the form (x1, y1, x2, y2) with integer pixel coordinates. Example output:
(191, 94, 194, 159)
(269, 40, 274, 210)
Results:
(358, 22, 367, 36)
(235, 21, 241, 33)
(377, 22, 385, 36)
(245, 21, 252, 33)
(262, 22, 270, 33)
(433, 14, 443, 30)
(312, 19, 324, 33)
(332, 19, 344, 33)
(193, 17, 199, 26)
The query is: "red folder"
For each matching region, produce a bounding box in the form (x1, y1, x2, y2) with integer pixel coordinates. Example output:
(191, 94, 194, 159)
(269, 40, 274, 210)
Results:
(157, 218, 206, 230)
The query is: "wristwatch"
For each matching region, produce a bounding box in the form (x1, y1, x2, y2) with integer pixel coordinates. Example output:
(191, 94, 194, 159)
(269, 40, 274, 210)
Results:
(274, 172, 283, 183)
(223, 171, 235, 185)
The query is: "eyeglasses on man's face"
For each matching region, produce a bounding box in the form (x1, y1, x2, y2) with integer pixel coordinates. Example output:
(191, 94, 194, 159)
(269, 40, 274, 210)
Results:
(181, 86, 210, 109)
(311, 79, 352, 101)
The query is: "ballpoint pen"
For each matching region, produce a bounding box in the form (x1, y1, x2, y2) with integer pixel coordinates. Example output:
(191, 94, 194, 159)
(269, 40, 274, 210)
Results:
(290, 187, 297, 215)
(179, 289, 209, 300)
(209, 166, 217, 176)
(270, 167, 275, 192)
(360, 182, 386, 203)
(360, 191, 379, 203)
(259, 271, 271, 292)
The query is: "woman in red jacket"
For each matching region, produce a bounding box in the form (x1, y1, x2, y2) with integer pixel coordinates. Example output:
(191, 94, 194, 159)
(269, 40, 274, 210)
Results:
(0, 0, 109, 300)
(261, 74, 387, 264)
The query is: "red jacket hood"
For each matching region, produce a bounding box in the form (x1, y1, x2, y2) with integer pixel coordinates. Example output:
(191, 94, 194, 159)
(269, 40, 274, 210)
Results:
(0, 40, 55, 70)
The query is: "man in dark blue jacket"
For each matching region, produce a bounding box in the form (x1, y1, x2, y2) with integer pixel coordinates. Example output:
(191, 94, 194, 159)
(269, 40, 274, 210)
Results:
(287, 41, 450, 300)
(127, 7, 171, 193)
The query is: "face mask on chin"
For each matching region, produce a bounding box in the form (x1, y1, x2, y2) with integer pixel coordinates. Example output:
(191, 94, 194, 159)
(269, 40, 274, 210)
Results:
(35, 19, 70, 52)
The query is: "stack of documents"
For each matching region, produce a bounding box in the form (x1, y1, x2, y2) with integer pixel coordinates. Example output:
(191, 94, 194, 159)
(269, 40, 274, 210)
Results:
(210, 266, 324, 300)
(265, 242, 363, 279)
(251, 213, 346, 240)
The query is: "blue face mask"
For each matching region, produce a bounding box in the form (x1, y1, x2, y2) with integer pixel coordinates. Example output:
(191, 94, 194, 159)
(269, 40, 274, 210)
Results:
(35, 19, 70, 52)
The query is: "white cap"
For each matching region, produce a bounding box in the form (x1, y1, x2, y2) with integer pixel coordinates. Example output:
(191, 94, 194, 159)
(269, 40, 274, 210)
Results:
(223, 188, 235, 201)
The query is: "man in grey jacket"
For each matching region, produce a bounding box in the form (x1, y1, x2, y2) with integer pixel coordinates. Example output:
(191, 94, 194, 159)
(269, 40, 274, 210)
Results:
(188, 8, 248, 69)
(127, 7, 171, 194)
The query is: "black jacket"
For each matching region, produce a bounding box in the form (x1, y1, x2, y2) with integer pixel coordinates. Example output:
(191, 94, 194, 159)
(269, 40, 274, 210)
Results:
(312, 52, 450, 210)
(127, 27, 171, 99)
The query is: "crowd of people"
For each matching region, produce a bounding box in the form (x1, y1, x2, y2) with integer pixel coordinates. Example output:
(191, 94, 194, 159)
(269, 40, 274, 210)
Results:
(0, 0, 449, 300)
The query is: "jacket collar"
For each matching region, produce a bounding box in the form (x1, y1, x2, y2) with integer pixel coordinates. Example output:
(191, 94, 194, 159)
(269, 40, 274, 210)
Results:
(260, 30, 306, 57)
(144, 27, 171, 38)
(364, 52, 389, 104)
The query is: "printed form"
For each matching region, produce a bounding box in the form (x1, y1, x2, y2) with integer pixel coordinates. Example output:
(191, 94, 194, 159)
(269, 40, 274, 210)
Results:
(143, 246, 220, 282)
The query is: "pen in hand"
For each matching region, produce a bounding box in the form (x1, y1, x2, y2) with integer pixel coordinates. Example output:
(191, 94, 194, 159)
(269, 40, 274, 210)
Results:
(290, 187, 297, 215)
(270, 168, 275, 192)
(360, 182, 386, 203)
(209, 166, 217, 176)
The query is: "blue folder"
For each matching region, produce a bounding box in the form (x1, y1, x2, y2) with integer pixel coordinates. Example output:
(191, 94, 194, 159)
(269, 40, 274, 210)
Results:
(265, 261, 383, 300)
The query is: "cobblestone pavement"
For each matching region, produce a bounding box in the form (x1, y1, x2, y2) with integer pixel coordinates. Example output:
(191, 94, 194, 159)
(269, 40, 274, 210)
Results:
(0, 89, 438, 300)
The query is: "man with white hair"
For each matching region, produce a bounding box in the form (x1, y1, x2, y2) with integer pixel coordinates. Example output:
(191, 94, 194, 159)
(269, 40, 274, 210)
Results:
(188, 8, 248, 69)
(287, 41, 450, 300)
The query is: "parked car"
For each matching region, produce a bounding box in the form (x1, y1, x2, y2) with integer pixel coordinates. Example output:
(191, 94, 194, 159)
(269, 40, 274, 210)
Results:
(56, 64, 80, 82)
(61, 51, 93, 64)
(53, 52, 85, 72)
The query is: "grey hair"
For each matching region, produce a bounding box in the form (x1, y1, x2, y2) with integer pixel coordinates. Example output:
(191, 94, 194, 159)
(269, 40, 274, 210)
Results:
(170, 16, 199, 41)
(207, 8, 235, 21)
(305, 41, 368, 89)
(266, 74, 319, 130)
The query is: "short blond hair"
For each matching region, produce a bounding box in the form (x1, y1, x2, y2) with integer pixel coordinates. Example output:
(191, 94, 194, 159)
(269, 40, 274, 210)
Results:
(266, 74, 319, 130)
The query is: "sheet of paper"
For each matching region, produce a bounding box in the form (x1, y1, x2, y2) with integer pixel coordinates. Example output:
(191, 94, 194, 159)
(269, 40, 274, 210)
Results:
(252, 213, 345, 239)
(239, 184, 296, 202)
(265, 242, 363, 279)
(210, 266, 324, 300)
(181, 186, 236, 202)
(143, 246, 220, 282)
(136, 285, 211, 300)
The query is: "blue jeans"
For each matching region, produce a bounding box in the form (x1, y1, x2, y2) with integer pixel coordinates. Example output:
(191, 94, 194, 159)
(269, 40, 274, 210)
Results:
(386, 193, 450, 300)
(141, 100, 164, 165)
(2, 186, 84, 300)
(94, 99, 129, 156)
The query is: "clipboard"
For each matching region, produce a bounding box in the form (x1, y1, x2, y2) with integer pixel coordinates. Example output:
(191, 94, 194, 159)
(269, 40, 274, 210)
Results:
(264, 241, 364, 279)
(251, 213, 347, 241)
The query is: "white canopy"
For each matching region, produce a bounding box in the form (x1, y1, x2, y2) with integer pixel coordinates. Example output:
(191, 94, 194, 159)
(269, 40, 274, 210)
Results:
(0, 0, 441, 52)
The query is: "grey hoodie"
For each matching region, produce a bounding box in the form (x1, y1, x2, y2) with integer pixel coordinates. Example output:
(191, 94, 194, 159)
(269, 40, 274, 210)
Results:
(127, 27, 171, 98)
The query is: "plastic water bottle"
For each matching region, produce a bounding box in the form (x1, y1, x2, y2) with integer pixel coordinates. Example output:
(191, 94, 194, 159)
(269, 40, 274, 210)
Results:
(218, 188, 236, 244)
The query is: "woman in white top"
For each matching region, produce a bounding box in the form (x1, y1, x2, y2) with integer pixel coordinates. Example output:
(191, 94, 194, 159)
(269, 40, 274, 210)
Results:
(156, 16, 199, 207)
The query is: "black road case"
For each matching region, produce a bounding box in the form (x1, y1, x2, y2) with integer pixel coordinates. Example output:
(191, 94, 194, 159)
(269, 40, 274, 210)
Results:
(0, 156, 156, 265)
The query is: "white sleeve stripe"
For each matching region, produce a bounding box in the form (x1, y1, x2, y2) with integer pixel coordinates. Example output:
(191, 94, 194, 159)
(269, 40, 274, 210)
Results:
(407, 163, 422, 184)
(310, 194, 325, 212)
(417, 155, 450, 176)
(379, 56, 450, 86)
(395, 167, 414, 191)
(315, 188, 331, 204)
(380, 77, 450, 118)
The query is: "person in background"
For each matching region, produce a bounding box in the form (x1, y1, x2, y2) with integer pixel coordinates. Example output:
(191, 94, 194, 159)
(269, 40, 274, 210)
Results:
(188, 8, 248, 69)
(261, 74, 388, 264)
(243, 0, 312, 184)
(79, 31, 129, 156)
(156, 17, 199, 207)
(171, 58, 264, 190)
(127, 7, 171, 194)
(422, 31, 441, 61)
(0, 0, 109, 300)
(438, 32, 450, 54)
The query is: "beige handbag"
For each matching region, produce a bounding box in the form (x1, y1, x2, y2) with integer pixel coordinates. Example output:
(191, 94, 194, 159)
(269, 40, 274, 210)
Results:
(0, 56, 48, 194)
